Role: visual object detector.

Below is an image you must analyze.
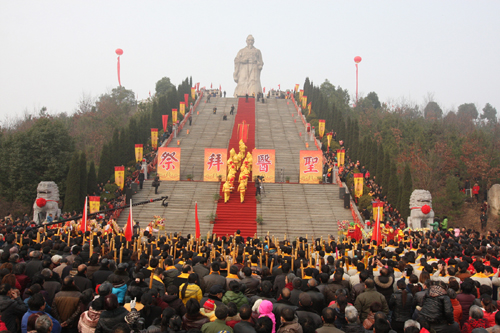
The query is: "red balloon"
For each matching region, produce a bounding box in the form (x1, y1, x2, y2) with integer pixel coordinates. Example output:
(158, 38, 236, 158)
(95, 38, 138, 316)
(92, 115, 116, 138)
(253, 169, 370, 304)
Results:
(115, 48, 123, 56)
(354, 56, 362, 63)
(366, 221, 371, 226)
(421, 204, 431, 215)
(36, 198, 47, 207)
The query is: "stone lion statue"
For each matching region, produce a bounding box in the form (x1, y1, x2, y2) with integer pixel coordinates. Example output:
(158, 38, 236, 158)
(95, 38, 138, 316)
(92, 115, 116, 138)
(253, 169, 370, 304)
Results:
(33, 181, 61, 224)
(408, 189, 434, 229)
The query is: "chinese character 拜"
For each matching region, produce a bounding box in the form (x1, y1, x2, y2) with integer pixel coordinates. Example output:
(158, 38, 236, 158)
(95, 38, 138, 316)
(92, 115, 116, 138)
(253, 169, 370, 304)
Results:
(159, 151, 179, 171)
(256, 154, 272, 172)
(207, 153, 223, 171)
(303, 156, 319, 173)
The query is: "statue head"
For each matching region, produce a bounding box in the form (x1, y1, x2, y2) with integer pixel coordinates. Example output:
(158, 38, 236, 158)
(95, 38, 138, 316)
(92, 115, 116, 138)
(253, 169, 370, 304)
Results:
(246, 35, 255, 47)
(409, 189, 432, 209)
(36, 181, 60, 201)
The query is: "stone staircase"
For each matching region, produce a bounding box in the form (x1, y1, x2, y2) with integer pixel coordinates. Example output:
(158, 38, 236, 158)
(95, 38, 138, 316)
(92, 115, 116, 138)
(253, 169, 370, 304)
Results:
(117, 94, 354, 239)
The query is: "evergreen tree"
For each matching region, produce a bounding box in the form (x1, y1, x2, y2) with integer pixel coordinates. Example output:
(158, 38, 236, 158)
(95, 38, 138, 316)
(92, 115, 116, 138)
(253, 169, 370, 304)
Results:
(87, 160, 98, 195)
(381, 153, 391, 196)
(375, 145, 384, 179)
(369, 140, 378, 172)
(64, 152, 81, 213)
(351, 120, 360, 160)
(346, 117, 352, 149)
(97, 143, 111, 184)
(400, 164, 413, 219)
(79, 151, 87, 206)
(387, 164, 400, 205)
(111, 129, 120, 166)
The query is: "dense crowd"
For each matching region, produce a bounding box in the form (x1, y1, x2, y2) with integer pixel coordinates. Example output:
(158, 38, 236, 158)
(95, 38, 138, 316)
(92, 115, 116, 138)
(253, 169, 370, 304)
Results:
(0, 220, 500, 333)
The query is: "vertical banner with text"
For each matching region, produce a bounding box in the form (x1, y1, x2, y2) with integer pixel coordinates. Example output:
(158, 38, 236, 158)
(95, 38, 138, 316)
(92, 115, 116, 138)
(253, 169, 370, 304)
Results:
(302, 96, 307, 109)
(354, 173, 364, 198)
(203, 149, 227, 182)
(252, 149, 276, 183)
(135, 144, 143, 162)
(180, 102, 186, 116)
(294, 84, 299, 92)
(151, 128, 158, 150)
(162, 115, 169, 133)
(299, 89, 304, 100)
(318, 120, 325, 138)
(191, 87, 196, 100)
(89, 196, 100, 214)
(115, 166, 125, 189)
(157, 147, 181, 181)
(172, 109, 178, 123)
(337, 149, 345, 166)
(299, 150, 323, 184)
(184, 94, 189, 109)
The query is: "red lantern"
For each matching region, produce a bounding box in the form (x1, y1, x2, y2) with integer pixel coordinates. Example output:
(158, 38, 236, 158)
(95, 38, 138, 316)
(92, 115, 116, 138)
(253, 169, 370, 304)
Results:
(366, 221, 371, 226)
(115, 48, 123, 56)
(36, 198, 47, 207)
(421, 205, 431, 215)
(354, 56, 362, 63)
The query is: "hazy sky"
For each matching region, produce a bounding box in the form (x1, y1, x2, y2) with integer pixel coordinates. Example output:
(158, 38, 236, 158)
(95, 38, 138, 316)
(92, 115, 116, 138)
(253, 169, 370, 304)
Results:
(1, 1, 499, 124)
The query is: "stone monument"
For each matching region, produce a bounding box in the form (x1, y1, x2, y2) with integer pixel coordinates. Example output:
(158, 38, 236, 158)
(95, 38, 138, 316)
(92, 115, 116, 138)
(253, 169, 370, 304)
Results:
(408, 189, 435, 229)
(33, 181, 61, 224)
(233, 35, 264, 97)
(488, 184, 500, 217)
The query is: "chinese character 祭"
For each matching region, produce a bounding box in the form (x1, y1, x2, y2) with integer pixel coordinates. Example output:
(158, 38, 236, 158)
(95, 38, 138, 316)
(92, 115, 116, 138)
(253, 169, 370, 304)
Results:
(159, 151, 179, 171)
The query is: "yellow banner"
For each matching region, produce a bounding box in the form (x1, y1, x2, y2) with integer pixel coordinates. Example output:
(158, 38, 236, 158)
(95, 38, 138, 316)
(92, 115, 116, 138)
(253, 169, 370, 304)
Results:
(252, 149, 276, 183)
(373, 202, 383, 220)
(157, 147, 181, 181)
(354, 173, 364, 198)
(151, 128, 158, 150)
(318, 120, 325, 138)
(115, 166, 125, 189)
(191, 87, 196, 100)
(89, 196, 100, 214)
(302, 96, 307, 109)
(299, 89, 304, 100)
(135, 144, 143, 162)
(294, 84, 299, 92)
(172, 109, 178, 123)
(180, 102, 185, 117)
(203, 149, 227, 182)
(299, 150, 323, 184)
(308, 102, 312, 115)
(337, 149, 345, 166)
(327, 132, 332, 148)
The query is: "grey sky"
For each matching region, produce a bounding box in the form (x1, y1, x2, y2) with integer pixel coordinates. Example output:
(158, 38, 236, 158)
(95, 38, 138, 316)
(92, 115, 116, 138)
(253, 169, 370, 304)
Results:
(1, 1, 499, 123)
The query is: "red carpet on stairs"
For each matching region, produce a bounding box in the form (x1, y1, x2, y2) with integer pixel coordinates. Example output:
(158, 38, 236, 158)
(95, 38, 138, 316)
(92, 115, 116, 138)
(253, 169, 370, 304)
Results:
(213, 98, 257, 238)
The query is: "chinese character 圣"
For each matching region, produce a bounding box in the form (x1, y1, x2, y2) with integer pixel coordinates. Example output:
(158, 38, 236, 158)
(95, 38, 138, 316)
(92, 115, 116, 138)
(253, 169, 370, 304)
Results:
(159, 151, 179, 171)
(207, 153, 223, 172)
(303, 156, 319, 173)
(256, 154, 272, 172)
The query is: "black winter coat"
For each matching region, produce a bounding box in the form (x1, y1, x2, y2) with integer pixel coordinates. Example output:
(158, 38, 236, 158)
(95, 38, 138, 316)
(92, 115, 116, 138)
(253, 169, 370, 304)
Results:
(0, 295, 28, 333)
(389, 290, 414, 322)
(418, 286, 454, 325)
(94, 306, 128, 333)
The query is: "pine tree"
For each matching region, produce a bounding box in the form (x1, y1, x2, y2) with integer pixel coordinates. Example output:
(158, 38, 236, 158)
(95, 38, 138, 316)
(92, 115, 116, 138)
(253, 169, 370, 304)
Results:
(64, 152, 81, 213)
(346, 117, 352, 149)
(387, 164, 400, 205)
(87, 160, 98, 195)
(375, 145, 384, 179)
(369, 140, 378, 173)
(97, 144, 111, 184)
(111, 129, 120, 166)
(381, 153, 391, 196)
(79, 151, 87, 206)
(351, 120, 359, 160)
(400, 164, 413, 220)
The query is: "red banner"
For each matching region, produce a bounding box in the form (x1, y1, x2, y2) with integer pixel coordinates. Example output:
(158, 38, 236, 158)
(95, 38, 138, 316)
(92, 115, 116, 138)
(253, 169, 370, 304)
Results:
(238, 121, 250, 144)
(157, 147, 181, 181)
(299, 150, 323, 184)
(162, 115, 168, 133)
(184, 94, 189, 109)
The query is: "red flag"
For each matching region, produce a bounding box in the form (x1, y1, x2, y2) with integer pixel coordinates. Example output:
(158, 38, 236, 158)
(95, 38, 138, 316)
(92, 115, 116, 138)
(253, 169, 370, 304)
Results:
(263, 87, 266, 93)
(184, 93, 189, 108)
(149, 91, 151, 97)
(211, 83, 213, 88)
(162, 115, 169, 132)
(80, 197, 88, 233)
(219, 84, 221, 92)
(124, 200, 133, 242)
(278, 84, 280, 90)
(195, 202, 200, 239)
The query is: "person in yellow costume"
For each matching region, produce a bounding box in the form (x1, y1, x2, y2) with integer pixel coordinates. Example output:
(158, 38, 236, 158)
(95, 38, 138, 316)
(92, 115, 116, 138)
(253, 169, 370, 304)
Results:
(237, 180, 247, 203)
(246, 152, 253, 172)
(232, 154, 240, 171)
(229, 148, 236, 158)
(223, 181, 231, 203)
(227, 160, 234, 172)
(228, 177, 235, 192)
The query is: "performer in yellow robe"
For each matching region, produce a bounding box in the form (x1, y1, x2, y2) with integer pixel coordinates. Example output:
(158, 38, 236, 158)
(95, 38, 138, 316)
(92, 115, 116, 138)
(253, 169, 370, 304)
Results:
(238, 181, 246, 203)
(223, 181, 231, 203)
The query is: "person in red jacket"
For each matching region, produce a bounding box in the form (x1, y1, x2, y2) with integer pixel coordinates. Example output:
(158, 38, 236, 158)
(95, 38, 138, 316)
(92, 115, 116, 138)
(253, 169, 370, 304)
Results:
(472, 183, 480, 203)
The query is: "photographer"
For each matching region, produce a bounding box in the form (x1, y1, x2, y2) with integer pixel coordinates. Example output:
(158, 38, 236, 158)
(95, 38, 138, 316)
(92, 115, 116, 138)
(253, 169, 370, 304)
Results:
(255, 176, 263, 196)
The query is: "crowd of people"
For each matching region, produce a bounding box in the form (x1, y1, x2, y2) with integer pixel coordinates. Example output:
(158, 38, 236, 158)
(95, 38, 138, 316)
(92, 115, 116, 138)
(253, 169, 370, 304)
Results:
(0, 220, 499, 333)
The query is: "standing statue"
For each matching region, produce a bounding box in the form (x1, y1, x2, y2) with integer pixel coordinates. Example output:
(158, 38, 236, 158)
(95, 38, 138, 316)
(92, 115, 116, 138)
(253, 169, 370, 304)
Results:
(33, 181, 61, 224)
(233, 35, 264, 97)
(408, 189, 435, 230)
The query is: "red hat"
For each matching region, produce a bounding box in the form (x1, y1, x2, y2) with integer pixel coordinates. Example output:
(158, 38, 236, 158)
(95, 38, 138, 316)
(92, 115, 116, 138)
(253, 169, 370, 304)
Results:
(203, 299, 215, 311)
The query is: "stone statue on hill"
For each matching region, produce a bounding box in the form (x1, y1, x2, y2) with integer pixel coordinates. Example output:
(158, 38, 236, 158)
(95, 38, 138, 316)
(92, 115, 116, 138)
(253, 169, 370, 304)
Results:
(408, 189, 435, 230)
(233, 35, 263, 97)
(488, 184, 500, 217)
(33, 181, 61, 224)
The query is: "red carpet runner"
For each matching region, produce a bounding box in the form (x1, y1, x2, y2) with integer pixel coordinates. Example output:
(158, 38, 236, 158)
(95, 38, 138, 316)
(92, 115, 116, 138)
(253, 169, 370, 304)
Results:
(213, 98, 257, 238)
